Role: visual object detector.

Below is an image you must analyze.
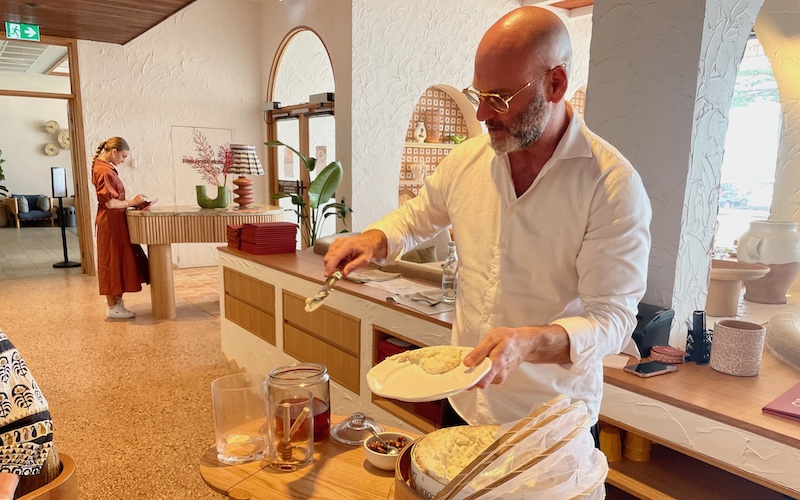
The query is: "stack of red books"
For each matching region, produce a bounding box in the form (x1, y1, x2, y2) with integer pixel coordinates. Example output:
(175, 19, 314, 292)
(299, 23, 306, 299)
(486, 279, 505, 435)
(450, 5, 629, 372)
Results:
(227, 225, 243, 249)
(239, 222, 298, 254)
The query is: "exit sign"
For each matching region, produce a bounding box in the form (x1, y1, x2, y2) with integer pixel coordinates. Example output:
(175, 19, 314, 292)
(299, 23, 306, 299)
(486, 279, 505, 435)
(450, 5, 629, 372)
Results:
(5, 22, 40, 42)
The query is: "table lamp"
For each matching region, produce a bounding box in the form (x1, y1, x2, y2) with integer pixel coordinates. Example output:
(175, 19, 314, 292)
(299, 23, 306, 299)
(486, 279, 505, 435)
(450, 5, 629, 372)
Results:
(228, 144, 265, 210)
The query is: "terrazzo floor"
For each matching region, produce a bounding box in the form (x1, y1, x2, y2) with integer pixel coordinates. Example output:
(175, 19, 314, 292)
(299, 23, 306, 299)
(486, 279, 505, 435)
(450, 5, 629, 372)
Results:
(0, 266, 228, 499)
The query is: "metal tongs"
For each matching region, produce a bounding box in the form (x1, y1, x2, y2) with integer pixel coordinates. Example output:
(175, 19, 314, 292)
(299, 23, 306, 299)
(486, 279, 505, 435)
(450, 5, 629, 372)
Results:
(304, 270, 343, 313)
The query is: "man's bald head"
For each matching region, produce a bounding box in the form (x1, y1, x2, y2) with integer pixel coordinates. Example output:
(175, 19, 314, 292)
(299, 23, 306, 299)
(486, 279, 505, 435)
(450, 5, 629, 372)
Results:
(477, 7, 572, 75)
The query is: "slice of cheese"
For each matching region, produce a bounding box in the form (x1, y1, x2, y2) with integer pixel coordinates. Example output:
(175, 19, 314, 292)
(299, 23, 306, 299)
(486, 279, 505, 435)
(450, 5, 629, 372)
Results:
(392, 346, 464, 374)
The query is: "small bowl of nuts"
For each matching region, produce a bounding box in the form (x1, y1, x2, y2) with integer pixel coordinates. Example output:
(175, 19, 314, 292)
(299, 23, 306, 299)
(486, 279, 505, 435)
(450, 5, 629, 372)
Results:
(363, 431, 413, 471)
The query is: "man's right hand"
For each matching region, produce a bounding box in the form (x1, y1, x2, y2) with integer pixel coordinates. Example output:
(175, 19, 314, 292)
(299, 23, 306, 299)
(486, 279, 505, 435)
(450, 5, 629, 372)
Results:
(323, 229, 388, 277)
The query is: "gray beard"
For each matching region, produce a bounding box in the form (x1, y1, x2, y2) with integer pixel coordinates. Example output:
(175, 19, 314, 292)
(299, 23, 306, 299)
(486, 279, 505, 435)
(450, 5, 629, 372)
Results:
(488, 90, 550, 153)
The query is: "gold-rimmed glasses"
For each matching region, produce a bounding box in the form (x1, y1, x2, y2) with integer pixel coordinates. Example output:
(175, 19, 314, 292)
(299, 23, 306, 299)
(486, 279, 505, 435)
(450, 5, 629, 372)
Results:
(462, 63, 566, 114)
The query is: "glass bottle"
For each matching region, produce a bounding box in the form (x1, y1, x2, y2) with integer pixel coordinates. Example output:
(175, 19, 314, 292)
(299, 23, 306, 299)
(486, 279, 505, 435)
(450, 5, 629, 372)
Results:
(442, 241, 458, 304)
(267, 363, 330, 442)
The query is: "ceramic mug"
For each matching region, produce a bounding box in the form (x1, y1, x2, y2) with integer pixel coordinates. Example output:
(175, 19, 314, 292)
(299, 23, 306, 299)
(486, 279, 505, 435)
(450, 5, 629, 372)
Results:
(709, 320, 766, 377)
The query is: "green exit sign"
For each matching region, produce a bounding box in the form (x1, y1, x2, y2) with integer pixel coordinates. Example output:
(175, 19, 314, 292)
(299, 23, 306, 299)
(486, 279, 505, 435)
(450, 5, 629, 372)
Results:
(5, 22, 40, 42)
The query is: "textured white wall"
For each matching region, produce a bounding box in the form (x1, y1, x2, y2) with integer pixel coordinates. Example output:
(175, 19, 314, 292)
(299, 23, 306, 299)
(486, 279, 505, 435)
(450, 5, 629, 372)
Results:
(561, 10, 593, 100)
(78, 0, 264, 267)
(587, 0, 762, 343)
(0, 96, 73, 197)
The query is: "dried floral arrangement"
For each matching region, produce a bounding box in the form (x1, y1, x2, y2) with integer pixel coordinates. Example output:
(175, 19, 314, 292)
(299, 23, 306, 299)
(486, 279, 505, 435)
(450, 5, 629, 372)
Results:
(182, 129, 232, 186)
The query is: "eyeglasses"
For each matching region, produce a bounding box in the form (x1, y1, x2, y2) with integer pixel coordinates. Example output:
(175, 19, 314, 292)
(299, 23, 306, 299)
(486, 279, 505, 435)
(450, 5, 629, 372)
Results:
(462, 64, 566, 114)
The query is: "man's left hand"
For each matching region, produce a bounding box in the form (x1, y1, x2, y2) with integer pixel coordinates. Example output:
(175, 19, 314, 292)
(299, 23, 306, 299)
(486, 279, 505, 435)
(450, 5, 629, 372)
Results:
(463, 324, 571, 388)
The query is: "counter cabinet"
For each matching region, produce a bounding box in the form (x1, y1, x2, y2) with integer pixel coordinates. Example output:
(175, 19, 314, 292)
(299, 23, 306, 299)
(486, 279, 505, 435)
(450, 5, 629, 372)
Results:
(217, 248, 800, 499)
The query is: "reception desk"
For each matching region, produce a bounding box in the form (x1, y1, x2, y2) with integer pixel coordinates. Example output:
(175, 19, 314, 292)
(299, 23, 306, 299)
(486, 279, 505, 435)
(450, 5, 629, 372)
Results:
(218, 248, 800, 499)
(127, 205, 282, 319)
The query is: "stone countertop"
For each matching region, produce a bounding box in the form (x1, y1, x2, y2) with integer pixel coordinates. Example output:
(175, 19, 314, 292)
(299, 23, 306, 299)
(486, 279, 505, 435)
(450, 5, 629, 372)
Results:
(126, 204, 283, 217)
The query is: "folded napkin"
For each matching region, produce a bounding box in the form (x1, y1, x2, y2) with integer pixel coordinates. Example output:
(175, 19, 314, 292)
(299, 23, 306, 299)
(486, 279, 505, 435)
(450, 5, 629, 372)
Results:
(386, 291, 455, 315)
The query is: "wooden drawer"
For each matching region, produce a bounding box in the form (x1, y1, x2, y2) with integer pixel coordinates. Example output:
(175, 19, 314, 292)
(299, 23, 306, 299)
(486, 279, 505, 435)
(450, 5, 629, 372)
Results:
(223, 267, 276, 345)
(223, 267, 275, 315)
(282, 291, 360, 354)
(284, 324, 359, 393)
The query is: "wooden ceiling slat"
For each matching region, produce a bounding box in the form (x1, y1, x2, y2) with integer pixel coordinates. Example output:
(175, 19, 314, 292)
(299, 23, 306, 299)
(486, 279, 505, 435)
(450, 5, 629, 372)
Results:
(0, 0, 198, 45)
(550, 0, 594, 10)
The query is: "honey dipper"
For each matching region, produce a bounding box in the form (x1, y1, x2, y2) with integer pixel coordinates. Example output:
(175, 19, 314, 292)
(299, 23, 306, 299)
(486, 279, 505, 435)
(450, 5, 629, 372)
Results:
(279, 405, 311, 461)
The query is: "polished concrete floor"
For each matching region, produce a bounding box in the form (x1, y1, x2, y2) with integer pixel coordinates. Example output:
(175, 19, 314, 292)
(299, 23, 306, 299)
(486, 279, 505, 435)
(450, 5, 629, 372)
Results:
(0, 231, 227, 499)
(0, 226, 83, 280)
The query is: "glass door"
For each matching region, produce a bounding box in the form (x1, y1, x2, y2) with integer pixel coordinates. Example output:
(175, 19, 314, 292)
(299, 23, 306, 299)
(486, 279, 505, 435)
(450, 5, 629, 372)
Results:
(308, 114, 336, 240)
(274, 118, 303, 228)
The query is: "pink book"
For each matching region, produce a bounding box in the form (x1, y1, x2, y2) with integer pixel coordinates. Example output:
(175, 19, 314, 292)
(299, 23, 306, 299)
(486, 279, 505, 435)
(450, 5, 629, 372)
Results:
(762, 381, 800, 422)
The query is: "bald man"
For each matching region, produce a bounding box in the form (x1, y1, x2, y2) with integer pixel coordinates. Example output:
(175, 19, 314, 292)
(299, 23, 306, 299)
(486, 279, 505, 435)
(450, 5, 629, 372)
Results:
(324, 7, 651, 425)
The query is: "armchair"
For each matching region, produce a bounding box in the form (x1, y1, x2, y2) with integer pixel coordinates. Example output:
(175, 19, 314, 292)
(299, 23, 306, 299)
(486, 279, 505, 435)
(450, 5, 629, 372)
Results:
(5, 194, 55, 228)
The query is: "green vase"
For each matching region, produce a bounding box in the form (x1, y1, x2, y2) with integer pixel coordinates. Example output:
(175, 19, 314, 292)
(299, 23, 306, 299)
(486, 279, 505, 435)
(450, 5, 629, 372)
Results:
(196, 185, 228, 209)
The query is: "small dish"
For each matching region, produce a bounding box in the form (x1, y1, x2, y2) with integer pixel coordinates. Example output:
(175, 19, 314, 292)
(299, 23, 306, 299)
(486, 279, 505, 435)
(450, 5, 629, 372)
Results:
(363, 431, 413, 471)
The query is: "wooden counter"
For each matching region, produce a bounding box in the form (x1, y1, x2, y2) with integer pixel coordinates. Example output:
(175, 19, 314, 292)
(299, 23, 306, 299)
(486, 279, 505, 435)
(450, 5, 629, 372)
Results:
(200, 415, 418, 499)
(218, 248, 454, 328)
(217, 249, 800, 498)
(602, 352, 800, 498)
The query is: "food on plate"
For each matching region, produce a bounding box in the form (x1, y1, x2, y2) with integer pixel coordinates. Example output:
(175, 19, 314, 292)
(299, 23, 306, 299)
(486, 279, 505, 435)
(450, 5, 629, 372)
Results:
(391, 346, 465, 374)
(411, 425, 498, 485)
(367, 435, 409, 454)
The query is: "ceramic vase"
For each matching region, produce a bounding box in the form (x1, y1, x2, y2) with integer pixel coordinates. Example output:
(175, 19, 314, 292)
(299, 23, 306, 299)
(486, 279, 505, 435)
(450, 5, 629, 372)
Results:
(737, 220, 800, 304)
(413, 122, 427, 143)
(196, 185, 228, 209)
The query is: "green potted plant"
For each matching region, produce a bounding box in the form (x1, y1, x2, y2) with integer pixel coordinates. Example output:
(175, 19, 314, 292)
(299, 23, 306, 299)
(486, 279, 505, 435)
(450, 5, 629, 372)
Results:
(0, 148, 8, 227)
(266, 140, 352, 248)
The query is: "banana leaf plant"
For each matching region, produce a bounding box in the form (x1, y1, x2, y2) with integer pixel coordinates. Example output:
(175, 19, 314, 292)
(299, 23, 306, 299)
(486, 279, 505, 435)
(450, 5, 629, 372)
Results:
(266, 140, 352, 247)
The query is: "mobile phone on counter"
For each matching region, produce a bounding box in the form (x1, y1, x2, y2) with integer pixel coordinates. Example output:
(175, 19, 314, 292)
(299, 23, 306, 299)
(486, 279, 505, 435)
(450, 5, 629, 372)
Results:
(623, 360, 677, 378)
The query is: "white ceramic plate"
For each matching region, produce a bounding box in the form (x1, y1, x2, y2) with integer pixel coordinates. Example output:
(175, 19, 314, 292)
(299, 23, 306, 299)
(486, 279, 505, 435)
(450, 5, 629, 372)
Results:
(367, 346, 492, 403)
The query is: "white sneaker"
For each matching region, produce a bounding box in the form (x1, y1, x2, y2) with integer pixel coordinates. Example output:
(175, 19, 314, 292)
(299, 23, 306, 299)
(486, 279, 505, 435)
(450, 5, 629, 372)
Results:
(107, 303, 135, 319)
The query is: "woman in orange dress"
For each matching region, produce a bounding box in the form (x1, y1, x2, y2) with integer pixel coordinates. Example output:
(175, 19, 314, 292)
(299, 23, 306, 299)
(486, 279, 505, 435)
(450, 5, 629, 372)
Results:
(91, 137, 147, 319)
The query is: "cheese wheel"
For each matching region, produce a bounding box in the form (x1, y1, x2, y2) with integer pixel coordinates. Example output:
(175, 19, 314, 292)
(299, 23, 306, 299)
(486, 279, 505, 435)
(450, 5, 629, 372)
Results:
(411, 425, 498, 486)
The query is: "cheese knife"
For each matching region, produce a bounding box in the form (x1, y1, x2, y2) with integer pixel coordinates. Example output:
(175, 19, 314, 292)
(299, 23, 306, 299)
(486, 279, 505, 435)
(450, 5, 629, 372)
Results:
(304, 270, 343, 313)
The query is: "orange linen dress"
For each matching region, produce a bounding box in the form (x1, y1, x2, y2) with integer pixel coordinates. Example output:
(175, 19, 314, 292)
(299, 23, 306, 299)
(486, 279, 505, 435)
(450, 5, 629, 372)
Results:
(92, 159, 144, 296)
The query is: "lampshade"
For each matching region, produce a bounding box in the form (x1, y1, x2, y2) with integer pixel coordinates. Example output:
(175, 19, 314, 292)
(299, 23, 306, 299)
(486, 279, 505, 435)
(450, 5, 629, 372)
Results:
(228, 144, 264, 176)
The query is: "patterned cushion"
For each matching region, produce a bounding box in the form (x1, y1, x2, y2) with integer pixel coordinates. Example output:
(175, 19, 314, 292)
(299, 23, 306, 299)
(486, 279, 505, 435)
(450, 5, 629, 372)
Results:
(37, 196, 51, 212)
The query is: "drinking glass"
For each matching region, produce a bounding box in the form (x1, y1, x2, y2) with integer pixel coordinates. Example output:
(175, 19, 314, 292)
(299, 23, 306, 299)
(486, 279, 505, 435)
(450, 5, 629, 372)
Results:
(211, 373, 268, 464)
(268, 387, 314, 471)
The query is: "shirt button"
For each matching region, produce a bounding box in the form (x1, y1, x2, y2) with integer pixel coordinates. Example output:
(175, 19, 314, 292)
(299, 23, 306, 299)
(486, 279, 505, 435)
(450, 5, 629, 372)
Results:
(499, 242, 507, 249)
